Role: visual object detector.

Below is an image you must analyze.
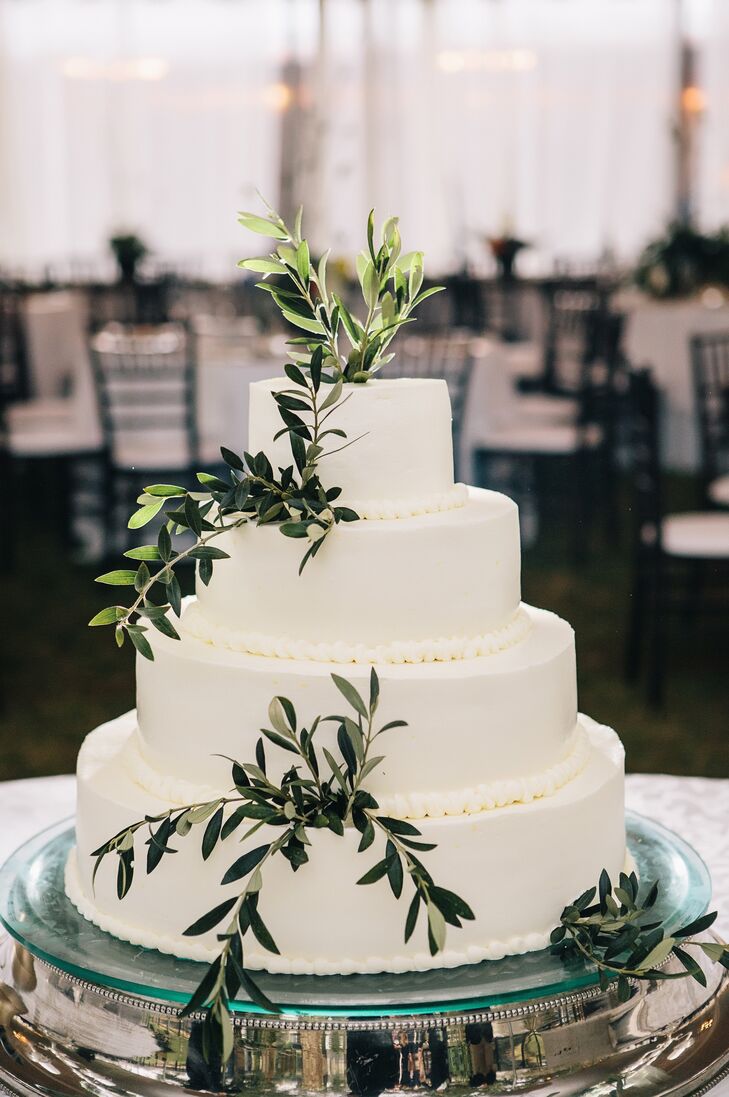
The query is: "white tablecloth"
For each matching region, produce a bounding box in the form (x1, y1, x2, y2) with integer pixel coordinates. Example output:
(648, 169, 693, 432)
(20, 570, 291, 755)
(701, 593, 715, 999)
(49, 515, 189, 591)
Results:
(622, 293, 729, 472)
(197, 352, 279, 461)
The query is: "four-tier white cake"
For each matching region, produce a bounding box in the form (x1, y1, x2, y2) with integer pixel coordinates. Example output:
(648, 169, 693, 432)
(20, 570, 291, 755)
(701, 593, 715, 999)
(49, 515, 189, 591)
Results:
(66, 376, 626, 975)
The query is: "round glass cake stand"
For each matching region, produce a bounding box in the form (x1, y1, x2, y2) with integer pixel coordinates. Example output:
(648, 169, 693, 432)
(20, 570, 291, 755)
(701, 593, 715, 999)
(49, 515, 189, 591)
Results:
(0, 812, 726, 1097)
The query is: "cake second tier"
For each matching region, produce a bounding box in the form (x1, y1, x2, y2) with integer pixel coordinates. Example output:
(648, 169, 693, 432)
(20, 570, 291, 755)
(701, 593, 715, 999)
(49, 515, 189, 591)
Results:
(193, 487, 521, 657)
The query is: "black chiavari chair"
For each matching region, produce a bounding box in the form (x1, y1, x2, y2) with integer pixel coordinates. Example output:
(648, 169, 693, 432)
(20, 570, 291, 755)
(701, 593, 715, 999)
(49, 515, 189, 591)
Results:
(625, 368, 729, 706)
(691, 331, 729, 508)
(382, 333, 474, 481)
(91, 323, 199, 556)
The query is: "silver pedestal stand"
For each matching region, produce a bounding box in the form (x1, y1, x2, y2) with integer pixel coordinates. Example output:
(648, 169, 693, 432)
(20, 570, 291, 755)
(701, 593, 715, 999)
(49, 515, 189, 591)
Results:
(1, 817, 729, 1096)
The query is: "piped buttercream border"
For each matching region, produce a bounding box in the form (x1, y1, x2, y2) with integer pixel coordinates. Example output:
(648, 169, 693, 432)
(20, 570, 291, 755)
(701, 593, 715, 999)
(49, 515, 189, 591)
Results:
(181, 602, 534, 666)
(123, 719, 590, 820)
(377, 724, 590, 818)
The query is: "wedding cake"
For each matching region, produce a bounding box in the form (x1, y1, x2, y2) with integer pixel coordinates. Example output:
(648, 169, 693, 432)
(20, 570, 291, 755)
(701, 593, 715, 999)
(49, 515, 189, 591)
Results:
(66, 375, 626, 975)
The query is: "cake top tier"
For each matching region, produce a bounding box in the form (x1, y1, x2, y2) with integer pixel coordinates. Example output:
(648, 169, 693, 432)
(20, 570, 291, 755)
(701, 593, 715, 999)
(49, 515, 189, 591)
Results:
(248, 377, 459, 516)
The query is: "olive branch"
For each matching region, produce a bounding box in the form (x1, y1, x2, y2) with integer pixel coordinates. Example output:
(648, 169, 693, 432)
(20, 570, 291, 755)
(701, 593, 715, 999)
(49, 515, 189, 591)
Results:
(89, 204, 443, 658)
(238, 199, 444, 384)
(90, 669, 474, 1063)
(552, 868, 729, 1003)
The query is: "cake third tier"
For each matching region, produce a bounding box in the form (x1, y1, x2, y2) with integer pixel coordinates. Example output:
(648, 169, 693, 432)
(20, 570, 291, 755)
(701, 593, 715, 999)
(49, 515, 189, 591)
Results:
(135, 604, 582, 817)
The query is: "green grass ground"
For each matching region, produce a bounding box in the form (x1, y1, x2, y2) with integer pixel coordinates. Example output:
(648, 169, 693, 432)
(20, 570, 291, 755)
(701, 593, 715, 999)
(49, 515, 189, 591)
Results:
(1, 466, 727, 780)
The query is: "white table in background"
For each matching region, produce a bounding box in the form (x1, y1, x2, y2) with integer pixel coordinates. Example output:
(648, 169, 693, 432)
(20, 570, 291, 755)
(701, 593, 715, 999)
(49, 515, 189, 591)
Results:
(621, 292, 729, 472)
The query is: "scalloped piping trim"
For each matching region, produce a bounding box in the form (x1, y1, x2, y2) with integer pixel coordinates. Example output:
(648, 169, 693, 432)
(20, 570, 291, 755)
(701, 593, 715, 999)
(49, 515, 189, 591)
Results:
(377, 723, 589, 818)
(63, 846, 553, 973)
(124, 728, 223, 807)
(348, 483, 468, 520)
(180, 603, 534, 666)
(123, 720, 589, 820)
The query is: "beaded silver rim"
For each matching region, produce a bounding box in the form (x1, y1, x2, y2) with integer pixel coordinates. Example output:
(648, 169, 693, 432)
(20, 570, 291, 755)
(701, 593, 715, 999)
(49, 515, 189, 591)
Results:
(33, 951, 607, 1029)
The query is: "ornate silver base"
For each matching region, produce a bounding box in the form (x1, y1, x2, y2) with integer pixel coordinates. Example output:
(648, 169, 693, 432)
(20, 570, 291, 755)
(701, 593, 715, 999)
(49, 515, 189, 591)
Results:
(1, 930, 729, 1097)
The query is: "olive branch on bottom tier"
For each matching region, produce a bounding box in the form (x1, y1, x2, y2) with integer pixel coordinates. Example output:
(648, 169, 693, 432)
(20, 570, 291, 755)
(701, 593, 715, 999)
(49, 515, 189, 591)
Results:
(551, 868, 729, 1004)
(90, 669, 475, 1063)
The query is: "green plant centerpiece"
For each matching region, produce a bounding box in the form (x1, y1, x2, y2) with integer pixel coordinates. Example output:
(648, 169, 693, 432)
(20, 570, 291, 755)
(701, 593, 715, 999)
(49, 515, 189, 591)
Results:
(109, 232, 149, 283)
(635, 221, 729, 299)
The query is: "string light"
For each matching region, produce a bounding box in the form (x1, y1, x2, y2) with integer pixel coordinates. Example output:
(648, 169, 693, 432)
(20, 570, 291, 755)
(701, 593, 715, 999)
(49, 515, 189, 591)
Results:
(436, 48, 537, 74)
(681, 85, 707, 114)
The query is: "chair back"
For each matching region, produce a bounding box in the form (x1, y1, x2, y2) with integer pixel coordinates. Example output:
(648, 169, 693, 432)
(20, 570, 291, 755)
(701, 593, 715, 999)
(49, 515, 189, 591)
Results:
(191, 313, 261, 368)
(540, 278, 608, 393)
(0, 287, 28, 407)
(627, 367, 662, 556)
(381, 333, 474, 478)
(690, 331, 729, 499)
(90, 323, 198, 471)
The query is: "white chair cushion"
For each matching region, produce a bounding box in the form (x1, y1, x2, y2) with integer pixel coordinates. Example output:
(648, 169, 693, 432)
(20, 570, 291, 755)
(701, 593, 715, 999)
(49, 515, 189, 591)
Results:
(8, 420, 102, 458)
(502, 341, 543, 378)
(662, 512, 729, 558)
(6, 398, 75, 426)
(708, 475, 729, 507)
(513, 394, 579, 424)
(111, 433, 194, 473)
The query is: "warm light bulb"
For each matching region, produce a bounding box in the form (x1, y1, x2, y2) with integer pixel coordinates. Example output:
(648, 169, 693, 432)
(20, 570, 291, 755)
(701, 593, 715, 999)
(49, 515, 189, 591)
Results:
(262, 82, 293, 112)
(681, 85, 707, 114)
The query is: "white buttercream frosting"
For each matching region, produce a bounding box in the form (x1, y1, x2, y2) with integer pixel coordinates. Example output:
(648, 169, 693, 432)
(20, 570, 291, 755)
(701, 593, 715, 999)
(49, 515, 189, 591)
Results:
(248, 377, 457, 509)
(64, 847, 555, 972)
(181, 601, 534, 665)
(136, 604, 580, 803)
(194, 488, 523, 652)
(377, 724, 590, 818)
(121, 718, 588, 819)
(350, 483, 468, 520)
(67, 714, 626, 975)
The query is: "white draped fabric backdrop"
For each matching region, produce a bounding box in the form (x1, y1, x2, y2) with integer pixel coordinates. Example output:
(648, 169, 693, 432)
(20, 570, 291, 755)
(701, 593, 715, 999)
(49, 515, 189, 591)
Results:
(0, 0, 726, 277)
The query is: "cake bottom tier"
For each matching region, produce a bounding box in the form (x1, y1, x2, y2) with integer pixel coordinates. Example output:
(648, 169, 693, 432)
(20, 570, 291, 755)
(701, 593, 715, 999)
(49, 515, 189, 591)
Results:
(66, 714, 625, 976)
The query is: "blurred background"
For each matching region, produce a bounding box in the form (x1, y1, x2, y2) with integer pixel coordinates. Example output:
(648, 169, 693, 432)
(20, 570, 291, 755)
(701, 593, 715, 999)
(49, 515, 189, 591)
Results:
(1, 0, 728, 782)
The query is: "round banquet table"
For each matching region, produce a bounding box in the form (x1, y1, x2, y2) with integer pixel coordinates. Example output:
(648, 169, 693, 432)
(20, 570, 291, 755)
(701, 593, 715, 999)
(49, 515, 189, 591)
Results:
(1, 773, 728, 1093)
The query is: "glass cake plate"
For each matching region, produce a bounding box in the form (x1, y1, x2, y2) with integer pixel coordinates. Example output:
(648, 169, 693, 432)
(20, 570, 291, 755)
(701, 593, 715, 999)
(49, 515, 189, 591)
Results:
(0, 810, 711, 1017)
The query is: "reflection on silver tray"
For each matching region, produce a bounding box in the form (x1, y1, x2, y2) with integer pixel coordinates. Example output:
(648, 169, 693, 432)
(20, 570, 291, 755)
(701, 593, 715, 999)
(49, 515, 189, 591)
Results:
(0, 813, 728, 1096)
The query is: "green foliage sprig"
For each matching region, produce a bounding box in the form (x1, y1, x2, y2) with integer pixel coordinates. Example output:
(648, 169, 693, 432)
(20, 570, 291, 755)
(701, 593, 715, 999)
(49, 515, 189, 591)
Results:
(238, 201, 444, 384)
(90, 670, 473, 1062)
(91, 204, 444, 656)
(635, 221, 729, 299)
(551, 868, 729, 1003)
(90, 363, 359, 657)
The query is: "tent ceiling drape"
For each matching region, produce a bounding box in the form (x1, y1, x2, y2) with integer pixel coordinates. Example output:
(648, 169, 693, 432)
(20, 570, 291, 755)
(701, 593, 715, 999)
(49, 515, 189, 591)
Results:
(0, 0, 723, 277)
